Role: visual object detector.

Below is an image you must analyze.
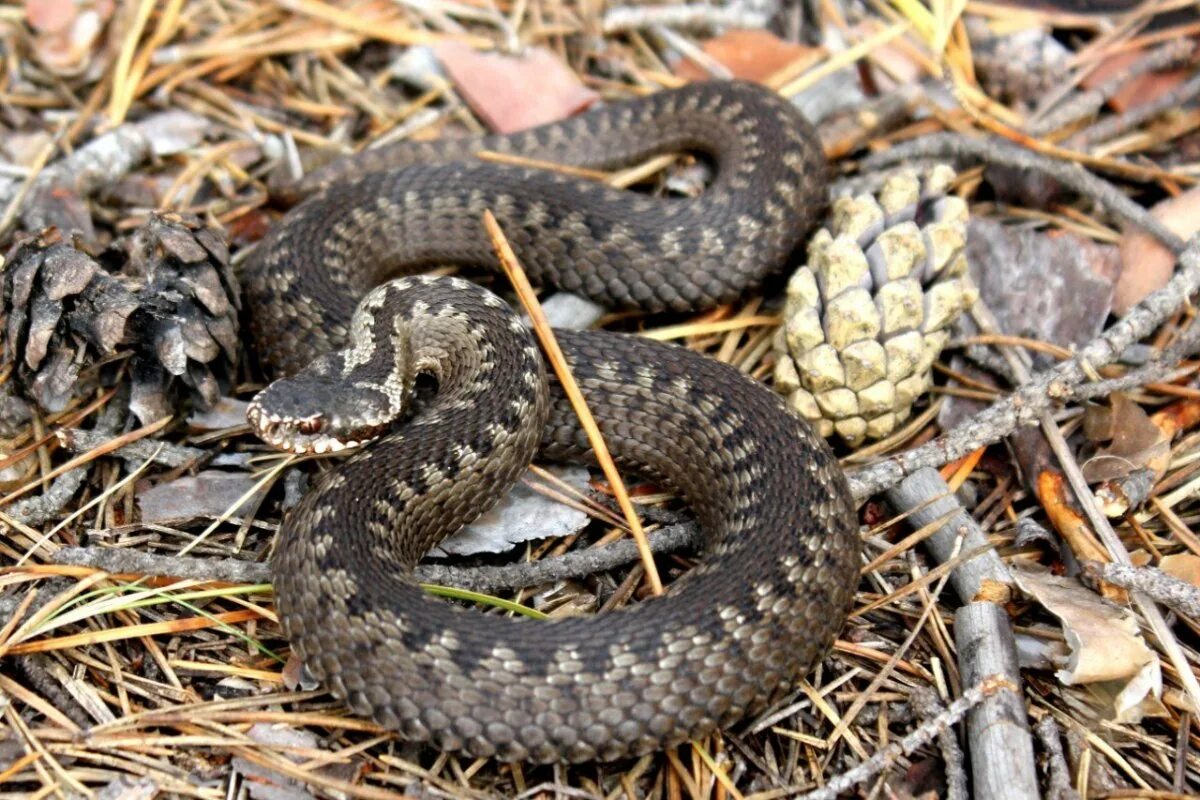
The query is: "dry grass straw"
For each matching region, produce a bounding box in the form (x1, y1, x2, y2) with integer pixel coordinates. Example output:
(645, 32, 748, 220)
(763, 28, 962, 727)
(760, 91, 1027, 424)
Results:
(0, 415, 171, 509)
(484, 209, 665, 595)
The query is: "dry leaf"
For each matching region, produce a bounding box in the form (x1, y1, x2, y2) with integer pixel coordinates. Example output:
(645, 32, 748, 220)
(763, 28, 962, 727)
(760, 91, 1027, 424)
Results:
(942, 220, 1115, 432)
(674, 29, 820, 83)
(1089, 660, 1169, 724)
(855, 21, 924, 88)
(1160, 553, 1200, 587)
(1116, 186, 1200, 315)
(1012, 565, 1151, 684)
(432, 42, 598, 133)
(1130, 549, 1153, 566)
(1081, 47, 1194, 114)
(25, 0, 114, 77)
(25, 0, 79, 31)
(280, 653, 316, 691)
(1012, 565, 1164, 722)
(1081, 394, 1171, 483)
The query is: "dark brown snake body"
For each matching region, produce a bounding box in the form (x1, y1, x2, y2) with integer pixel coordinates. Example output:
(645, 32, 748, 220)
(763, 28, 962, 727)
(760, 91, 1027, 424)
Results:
(243, 80, 859, 763)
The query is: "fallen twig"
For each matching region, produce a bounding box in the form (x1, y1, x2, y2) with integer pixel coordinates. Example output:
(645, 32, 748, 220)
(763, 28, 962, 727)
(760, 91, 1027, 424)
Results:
(849, 234, 1200, 499)
(1067, 70, 1200, 149)
(1081, 560, 1200, 620)
(1028, 39, 1196, 136)
(908, 687, 969, 800)
(57, 428, 207, 469)
(884, 468, 1012, 602)
(0, 110, 209, 238)
(1035, 715, 1082, 800)
(13, 654, 94, 730)
(964, 259, 1200, 717)
(956, 602, 1040, 800)
(795, 676, 1014, 800)
(52, 523, 702, 592)
(5, 469, 90, 527)
(861, 133, 1187, 253)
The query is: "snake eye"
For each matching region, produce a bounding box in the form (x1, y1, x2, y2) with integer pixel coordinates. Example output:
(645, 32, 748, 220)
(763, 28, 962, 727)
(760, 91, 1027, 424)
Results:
(297, 416, 325, 435)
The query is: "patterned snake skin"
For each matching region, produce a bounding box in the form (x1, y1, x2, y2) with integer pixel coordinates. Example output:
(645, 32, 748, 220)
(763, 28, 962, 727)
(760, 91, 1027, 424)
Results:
(243, 80, 860, 763)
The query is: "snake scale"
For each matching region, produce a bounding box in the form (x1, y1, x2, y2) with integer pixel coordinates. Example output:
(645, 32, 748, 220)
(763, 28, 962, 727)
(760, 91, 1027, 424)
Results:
(243, 80, 860, 763)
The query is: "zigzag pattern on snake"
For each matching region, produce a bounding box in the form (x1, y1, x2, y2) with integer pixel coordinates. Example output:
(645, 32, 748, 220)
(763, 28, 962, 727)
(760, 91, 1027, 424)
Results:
(243, 80, 860, 763)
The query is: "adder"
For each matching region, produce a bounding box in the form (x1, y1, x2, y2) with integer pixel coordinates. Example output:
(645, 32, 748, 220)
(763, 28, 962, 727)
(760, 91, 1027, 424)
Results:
(243, 79, 860, 764)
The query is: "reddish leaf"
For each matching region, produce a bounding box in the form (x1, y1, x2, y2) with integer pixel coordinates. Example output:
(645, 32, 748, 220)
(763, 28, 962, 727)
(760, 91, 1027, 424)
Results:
(1116, 186, 1200, 315)
(675, 29, 820, 83)
(1160, 554, 1200, 588)
(1081, 46, 1194, 113)
(1081, 394, 1170, 483)
(25, 0, 77, 33)
(226, 208, 273, 248)
(25, 0, 114, 76)
(432, 42, 598, 133)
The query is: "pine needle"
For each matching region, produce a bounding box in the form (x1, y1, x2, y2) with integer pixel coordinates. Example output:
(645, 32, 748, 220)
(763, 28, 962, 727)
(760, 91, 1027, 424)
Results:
(483, 210, 665, 596)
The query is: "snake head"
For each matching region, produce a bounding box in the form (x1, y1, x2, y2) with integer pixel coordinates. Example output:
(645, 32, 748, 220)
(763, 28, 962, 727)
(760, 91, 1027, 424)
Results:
(247, 354, 402, 455)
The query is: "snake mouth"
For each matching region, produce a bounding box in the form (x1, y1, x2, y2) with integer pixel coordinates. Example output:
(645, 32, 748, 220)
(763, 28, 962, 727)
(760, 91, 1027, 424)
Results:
(247, 404, 374, 455)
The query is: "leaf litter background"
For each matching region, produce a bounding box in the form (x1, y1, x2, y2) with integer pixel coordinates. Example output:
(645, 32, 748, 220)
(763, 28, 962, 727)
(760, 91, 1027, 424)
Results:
(0, 0, 1199, 798)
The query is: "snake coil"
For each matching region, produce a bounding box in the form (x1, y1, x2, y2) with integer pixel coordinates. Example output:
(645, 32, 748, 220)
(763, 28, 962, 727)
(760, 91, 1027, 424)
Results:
(245, 80, 859, 763)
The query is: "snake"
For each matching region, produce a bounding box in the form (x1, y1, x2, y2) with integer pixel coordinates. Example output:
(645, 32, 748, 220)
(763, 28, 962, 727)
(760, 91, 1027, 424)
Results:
(242, 79, 860, 764)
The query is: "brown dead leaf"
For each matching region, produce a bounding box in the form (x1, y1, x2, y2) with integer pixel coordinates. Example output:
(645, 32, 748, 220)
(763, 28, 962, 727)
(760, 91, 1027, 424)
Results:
(25, 0, 79, 32)
(25, 0, 114, 77)
(855, 23, 923, 87)
(1081, 394, 1171, 483)
(1012, 566, 1149, 685)
(433, 42, 598, 134)
(280, 653, 314, 691)
(1152, 397, 1200, 440)
(1081, 46, 1194, 114)
(226, 208, 273, 248)
(674, 29, 820, 84)
(1013, 565, 1165, 723)
(1160, 553, 1200, 588)
(1116, 186, 1200, 315)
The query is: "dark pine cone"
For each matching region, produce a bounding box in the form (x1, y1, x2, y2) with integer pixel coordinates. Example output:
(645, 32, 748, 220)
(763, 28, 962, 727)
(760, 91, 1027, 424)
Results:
(2, 212, 240, 424)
